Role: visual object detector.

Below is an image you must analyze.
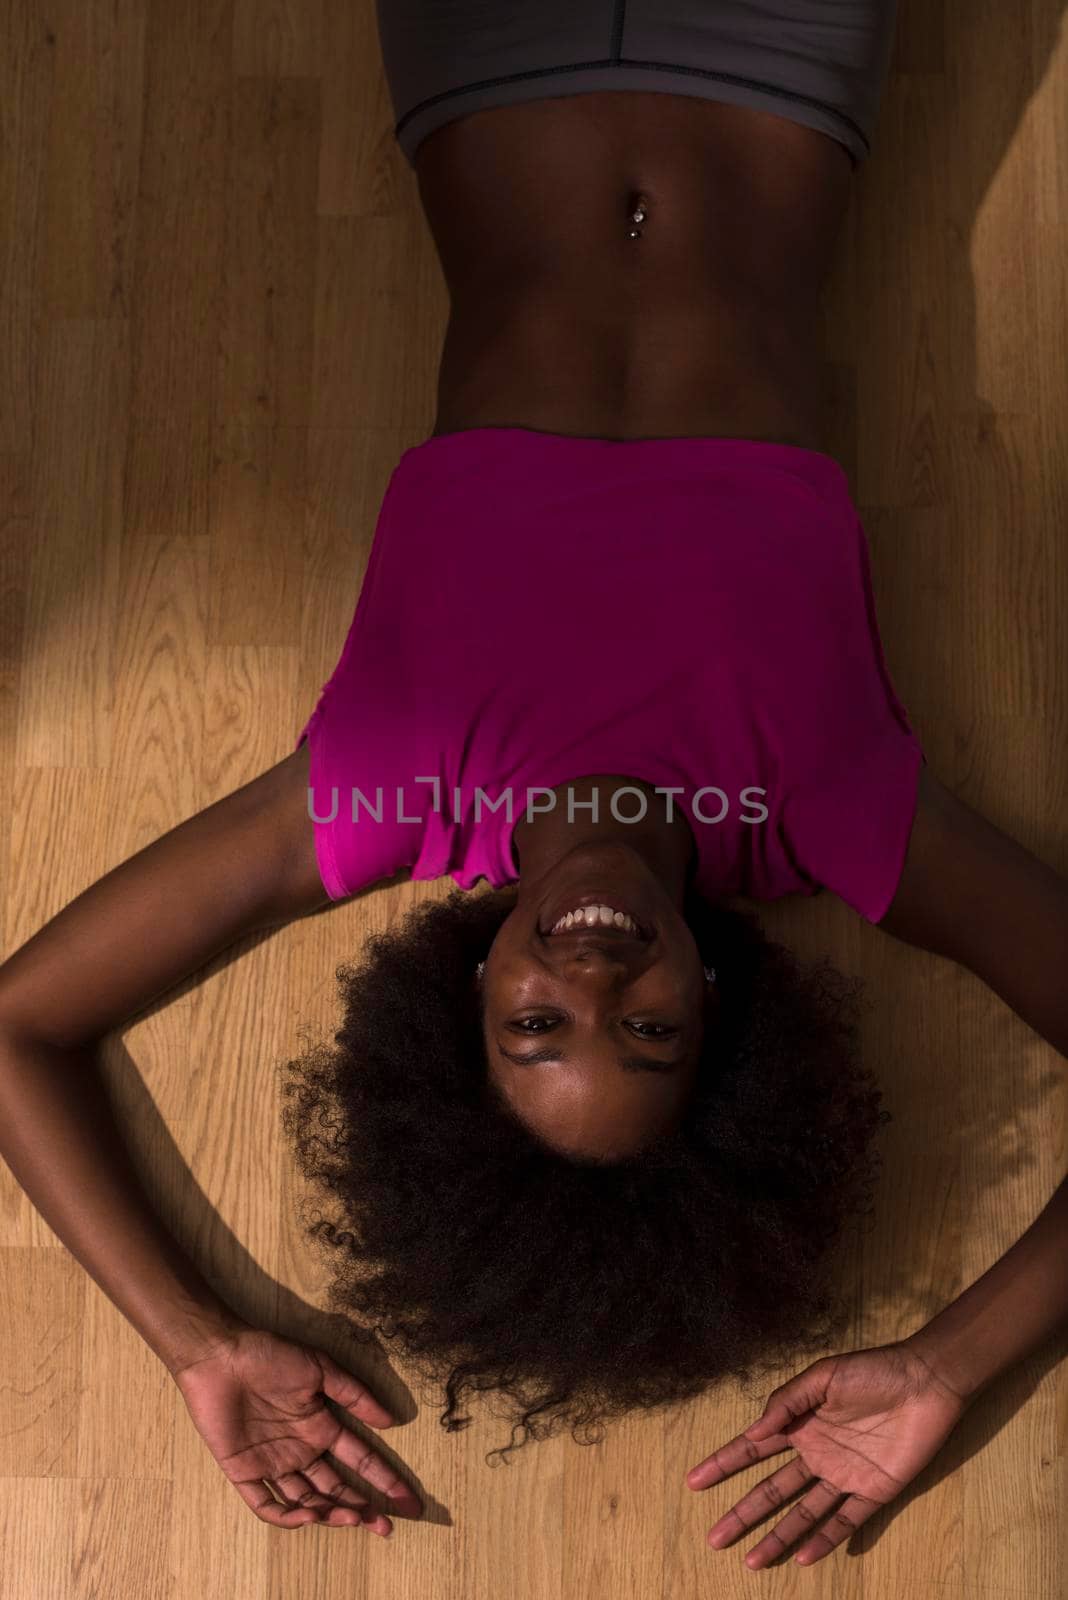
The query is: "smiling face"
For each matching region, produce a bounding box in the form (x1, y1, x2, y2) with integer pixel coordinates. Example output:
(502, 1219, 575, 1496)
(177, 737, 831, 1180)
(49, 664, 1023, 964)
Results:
(478, 836, 718, 1161)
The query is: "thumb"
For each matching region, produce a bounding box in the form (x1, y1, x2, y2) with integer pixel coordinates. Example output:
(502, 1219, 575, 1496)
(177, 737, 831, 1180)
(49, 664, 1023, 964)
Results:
(744, 1358, 834, 1440)
(314, 1347, 397, 1430)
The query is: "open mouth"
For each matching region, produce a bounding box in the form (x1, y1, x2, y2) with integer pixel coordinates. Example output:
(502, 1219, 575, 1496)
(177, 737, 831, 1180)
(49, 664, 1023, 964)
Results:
(540, 896, 651, 940)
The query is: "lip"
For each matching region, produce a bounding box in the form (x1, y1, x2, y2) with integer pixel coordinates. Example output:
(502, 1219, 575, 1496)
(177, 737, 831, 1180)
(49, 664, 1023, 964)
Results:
(544, 925, 646, 948)
(540, 892, 652, 940)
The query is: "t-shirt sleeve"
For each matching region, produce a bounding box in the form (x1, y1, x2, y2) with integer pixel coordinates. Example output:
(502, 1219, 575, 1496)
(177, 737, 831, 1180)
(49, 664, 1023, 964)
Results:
(293, 697, 415, 902)
(780, 727, 927, 924)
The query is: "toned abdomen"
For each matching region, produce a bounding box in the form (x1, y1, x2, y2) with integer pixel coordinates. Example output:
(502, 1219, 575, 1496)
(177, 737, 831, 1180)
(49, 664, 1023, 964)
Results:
(414, 92, 854, 448)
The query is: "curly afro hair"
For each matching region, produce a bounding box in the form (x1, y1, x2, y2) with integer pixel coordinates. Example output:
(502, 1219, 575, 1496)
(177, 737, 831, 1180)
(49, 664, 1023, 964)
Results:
(278, 885, 890, 1466)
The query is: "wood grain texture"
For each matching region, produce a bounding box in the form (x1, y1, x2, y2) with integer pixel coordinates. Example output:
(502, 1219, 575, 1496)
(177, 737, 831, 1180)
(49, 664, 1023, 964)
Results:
(0, 1, 1064, 1595)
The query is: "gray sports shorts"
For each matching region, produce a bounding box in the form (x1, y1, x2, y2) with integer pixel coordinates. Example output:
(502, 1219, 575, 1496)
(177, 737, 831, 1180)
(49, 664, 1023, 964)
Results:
(374, 1, 900, 170)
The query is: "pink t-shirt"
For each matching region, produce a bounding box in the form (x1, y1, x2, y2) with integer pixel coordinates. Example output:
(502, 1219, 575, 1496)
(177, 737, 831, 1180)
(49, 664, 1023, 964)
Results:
(294, 427, 926, 923)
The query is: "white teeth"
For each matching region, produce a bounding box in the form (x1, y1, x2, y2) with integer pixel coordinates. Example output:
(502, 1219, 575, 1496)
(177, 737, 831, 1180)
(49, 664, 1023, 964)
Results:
(549, 904, 641, 936)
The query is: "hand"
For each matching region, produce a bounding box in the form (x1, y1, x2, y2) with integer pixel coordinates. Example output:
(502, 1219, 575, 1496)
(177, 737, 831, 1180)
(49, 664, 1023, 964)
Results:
(170, 1326, 423, 1531)
(686, 1340, 967, 1569)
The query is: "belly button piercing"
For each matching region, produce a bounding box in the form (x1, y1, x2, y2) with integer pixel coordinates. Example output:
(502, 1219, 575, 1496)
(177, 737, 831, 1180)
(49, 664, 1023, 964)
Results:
(627, 191, 649, 239)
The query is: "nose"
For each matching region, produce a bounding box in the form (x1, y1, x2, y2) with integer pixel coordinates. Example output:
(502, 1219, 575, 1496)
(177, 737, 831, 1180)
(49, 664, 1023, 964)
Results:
(553, 937, 641, 974)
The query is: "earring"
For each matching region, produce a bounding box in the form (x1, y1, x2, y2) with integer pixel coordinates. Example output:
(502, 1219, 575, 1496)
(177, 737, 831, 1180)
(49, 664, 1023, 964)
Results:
(476, 961, 485, 979)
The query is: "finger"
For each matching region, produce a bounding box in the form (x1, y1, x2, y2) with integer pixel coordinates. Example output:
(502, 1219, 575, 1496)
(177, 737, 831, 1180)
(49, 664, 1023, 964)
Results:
(739, 1477, 847, 1570)
(686, 1427, 794, 1490)
(741, 1360, 833, 1442)
(270, 1470, 348, 1521)
(706, 1457, 813, 1548)
(327, 1424, 423, 1518)
(232, 1478, 320, 1528)
(792, 1493, 883, 1567)
(315, 1349, 397, 1430)
(302, 1457, 394, 1538)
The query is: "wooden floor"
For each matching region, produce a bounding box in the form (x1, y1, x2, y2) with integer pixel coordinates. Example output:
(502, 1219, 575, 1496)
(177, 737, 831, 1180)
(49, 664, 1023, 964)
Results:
(1, 1, 1066, 1595)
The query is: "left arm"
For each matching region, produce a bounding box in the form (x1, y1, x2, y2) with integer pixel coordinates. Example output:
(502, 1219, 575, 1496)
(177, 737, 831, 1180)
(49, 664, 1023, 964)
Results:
(686, 765, 1067, 1569)
(900, 1172, 1068, 1403)
(876, 762, 1068, 1399)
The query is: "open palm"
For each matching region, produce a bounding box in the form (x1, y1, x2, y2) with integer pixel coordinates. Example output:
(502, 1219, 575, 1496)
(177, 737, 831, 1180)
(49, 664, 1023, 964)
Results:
(171, 1326, 423, 1531)
(687, 1341, 967, 1568)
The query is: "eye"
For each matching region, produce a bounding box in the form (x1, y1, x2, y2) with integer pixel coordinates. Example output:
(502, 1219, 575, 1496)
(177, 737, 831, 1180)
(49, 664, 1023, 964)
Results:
(511, 1016, 556, 1034)
(510, 1015, 678, 1039)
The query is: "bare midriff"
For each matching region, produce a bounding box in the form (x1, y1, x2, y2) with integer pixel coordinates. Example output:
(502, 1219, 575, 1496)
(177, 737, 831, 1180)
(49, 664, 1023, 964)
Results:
(412, 91, 857, 454)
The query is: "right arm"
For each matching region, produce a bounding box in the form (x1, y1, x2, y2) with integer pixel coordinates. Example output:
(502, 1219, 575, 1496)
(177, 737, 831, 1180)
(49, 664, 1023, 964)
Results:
(0, 743, 330, 1376)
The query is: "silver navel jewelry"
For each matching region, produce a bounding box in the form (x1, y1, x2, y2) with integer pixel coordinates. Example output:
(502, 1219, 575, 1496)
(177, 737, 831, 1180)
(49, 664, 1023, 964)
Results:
(476, 961, 485, 978)
(627, 191, 649, 239)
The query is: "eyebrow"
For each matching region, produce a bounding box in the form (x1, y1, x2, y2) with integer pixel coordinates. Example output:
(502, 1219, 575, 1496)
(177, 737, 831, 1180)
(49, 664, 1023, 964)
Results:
(496, 1044, 688, 1073)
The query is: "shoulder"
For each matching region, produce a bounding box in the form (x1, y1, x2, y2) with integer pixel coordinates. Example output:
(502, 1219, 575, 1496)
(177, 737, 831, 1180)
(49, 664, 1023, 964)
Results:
(276, 741, 417, 906)
(877, 762, 993, 946)
(253, 741, 334, 917)
(878, 761, 1068, 980)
